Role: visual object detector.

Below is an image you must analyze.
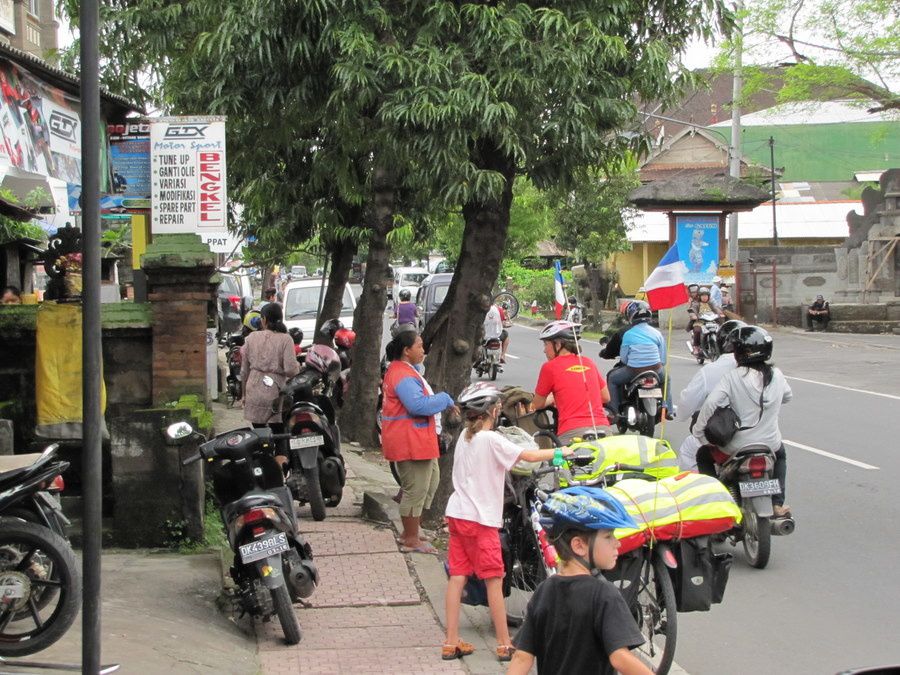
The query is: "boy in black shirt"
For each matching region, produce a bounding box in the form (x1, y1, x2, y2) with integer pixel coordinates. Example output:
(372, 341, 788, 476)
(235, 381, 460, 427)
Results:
(509, 488, 650, 675)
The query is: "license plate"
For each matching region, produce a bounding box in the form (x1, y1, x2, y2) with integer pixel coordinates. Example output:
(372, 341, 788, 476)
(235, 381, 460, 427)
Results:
(638, 388, 662, 398)
(239, 532, 289, 564)
(739, 479, 781, 497)
(290, 434, 323, 450)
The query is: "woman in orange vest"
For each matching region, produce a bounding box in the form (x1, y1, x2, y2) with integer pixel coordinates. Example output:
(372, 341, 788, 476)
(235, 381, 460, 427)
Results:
(382, 325, 457, 554)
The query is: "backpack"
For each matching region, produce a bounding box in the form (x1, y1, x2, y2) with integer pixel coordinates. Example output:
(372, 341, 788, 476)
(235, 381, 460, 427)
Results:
(704, 387, 765, 447)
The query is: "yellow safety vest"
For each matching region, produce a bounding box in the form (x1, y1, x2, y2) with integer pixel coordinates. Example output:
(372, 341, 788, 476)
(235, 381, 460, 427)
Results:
(609, 472, 742, 547)
(559, 435, 680, 487)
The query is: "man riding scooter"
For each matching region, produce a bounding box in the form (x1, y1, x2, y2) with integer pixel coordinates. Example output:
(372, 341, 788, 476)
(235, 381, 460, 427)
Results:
(687, 286, 724, 357)
(606, 302, 674, 421)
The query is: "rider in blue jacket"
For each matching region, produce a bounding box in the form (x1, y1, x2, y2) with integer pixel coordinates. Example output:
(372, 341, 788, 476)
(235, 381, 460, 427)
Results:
(606, 302, 673, 419)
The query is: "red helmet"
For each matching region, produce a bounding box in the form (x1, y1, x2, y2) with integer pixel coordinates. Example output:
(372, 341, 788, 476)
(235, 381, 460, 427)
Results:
(334, 327, 356, 349)
(305, 344, 342, 380)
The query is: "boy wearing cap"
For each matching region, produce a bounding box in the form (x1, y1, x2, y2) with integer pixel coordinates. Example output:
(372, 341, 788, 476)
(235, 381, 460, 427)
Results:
(806, 295, 830, 331)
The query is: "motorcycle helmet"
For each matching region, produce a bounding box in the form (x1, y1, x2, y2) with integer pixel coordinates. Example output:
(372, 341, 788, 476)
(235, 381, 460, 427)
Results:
(687, 284, 699, 292)
(717, 319, 747, 354)
(334, 327, 356, 349)
(457, 382, 502, 414)
(305, 344, 342, 380)
(698, 286, 711, 297)
(629, 301, 652, 325)
(732, 326, 773, 365)
(542, 487, 637, 533)
(568, 295, 577, 305)
(242, 309, 262, 332)
(538, 320, 581, 342)
(288, 327, 304, 345)
(712, 275, 723, 285)
(399, 289, 412, 301)
(319, 318, 344, 339)
(390, 321, 417, 339)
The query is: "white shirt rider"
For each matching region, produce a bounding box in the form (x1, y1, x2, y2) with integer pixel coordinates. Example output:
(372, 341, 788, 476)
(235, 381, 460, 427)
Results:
(483, 305, 503, 341)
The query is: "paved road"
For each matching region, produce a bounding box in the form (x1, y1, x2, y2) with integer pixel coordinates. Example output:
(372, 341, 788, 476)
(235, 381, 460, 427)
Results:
(485, 322, 900, 675)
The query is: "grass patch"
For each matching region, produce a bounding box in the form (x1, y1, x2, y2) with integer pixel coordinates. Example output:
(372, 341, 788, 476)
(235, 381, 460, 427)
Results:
(163, 484, 229, 555)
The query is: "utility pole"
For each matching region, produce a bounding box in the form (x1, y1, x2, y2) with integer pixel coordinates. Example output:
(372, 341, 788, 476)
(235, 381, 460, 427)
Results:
(727, 0, 744, 267)
(80, 0, 103, 672)
(769, 135, 779, 246)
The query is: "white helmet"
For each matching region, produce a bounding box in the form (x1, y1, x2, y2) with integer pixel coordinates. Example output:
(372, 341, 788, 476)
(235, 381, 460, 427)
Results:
(538, 320, 581, 342)
(712, 275, 722, 284)
(457, 382, 502, 413)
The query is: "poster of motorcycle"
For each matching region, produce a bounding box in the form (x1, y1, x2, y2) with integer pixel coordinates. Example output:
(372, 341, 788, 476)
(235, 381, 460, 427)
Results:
(0, 62, 83, 187)
(675, 214, 720, 284)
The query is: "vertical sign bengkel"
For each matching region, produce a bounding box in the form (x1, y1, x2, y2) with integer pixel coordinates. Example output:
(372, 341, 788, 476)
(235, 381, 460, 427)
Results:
(150, 116, 227, 235)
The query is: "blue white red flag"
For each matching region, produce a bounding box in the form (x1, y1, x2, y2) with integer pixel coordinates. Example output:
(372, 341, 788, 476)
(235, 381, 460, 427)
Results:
(644, 244, 690, 310)
(553, 260, 566, 319)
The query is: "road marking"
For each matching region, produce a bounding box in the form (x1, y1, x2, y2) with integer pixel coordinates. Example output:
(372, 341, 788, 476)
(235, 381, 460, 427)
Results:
(784, 376, 900, 402)
(783, 440, 880, 470)
(505, 353, 520, 360)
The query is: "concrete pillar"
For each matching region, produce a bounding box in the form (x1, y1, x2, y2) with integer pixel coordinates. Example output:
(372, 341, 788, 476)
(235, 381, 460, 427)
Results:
(141, 234, 217, 405)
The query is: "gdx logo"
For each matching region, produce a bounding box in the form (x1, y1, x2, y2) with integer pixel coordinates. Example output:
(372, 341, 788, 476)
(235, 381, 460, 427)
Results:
(49, 111, 78, 141)
(164, 124, 209, 139)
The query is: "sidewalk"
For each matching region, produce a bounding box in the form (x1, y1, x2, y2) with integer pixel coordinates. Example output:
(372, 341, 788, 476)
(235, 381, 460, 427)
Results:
(212, 403, 483, 674)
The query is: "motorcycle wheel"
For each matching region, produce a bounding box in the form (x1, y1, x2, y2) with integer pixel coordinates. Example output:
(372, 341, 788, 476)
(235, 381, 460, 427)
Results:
(0, 518, 81, 657)
(742, 507, 772, 569)
(632, 555, 677, 675)
(270, 582, 301, 645)
(1, 508, 61, 613)
(491, 364, 499, 381)
(303, 466, 327, 522)
(505, 518, 550, 626)
(638, 412, 656, 438)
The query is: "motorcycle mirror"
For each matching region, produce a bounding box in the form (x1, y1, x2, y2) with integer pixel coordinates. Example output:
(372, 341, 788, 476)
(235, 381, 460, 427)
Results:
(165, 421, 194, 442)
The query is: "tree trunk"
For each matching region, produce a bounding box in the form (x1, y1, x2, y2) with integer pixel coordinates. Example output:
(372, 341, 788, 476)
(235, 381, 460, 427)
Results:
(422, 140, 515, 524)
(313, 237, 357, 345)
(339, 170, 395, 445)
(585, 261, 603, 329)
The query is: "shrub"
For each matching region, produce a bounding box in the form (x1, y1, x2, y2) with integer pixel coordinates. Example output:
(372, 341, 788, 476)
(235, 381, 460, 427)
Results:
(500, 260, 571, 313)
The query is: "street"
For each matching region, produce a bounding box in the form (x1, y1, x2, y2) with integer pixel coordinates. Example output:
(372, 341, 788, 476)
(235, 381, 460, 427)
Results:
(482, 322, 900, 675)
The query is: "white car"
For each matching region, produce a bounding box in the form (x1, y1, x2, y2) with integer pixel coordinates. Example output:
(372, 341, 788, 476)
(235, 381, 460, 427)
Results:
(283, 278, 356, 346)
(392, 266, 429, 306)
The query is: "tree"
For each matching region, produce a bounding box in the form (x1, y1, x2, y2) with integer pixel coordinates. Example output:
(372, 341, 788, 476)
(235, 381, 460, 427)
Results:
(554, 161, 641, 320)
(722, 0, 899, 112)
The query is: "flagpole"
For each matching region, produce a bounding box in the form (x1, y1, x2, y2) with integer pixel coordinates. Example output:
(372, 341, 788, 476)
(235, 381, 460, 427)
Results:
(659, 310, 674, 439)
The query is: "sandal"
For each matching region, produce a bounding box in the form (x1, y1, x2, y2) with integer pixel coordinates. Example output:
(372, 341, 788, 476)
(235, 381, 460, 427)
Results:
(398, 540, 438, 554)
(496, 645, 516, 662)
(442, 640, 475, 660)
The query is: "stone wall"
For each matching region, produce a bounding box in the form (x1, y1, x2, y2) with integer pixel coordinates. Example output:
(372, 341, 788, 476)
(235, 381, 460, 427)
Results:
(737, 246, 839, 326)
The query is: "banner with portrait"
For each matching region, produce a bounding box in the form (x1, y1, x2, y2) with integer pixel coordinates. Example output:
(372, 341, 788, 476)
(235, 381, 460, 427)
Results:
(675, 214, 720, 285)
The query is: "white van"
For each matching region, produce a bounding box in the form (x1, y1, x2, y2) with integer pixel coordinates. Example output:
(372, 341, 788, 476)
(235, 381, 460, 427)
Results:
(283, 278, 356, 346)
(392, 266, 429, 306)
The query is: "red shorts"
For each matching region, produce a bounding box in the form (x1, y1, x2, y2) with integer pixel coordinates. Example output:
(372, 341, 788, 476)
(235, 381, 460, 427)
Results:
(446, 516, 505, 580)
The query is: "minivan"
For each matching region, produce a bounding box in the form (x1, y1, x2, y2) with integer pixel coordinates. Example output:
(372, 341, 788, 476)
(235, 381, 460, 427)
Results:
(415, 273, 454, 332)
(283, 278, 357, 346)
(392, 266, 429, 308)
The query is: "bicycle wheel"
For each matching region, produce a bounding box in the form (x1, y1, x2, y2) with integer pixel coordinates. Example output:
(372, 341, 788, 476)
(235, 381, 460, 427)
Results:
(494, 292, 519, 320)
(504, 518, 550, 626)
(632, 555, 677, 674)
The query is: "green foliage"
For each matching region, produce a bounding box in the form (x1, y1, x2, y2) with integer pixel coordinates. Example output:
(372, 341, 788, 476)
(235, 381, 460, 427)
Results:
(0, 188, 46, 245)
(100, 224, 132, 258)
(718, 0, 899, 113)
(163, 487, 228, 554)
(500, 260, 571, 311)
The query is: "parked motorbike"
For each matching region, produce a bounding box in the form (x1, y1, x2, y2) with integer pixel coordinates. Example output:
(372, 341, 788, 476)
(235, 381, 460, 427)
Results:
(221, 333, 244, 406)
(0, 445, 81, 656)
(710, 444, 795, 569)
(473, 338, 503, 381)
(281, 345, 346, 522)
(167, 422, 318, 644)
(687, 311, 722, 365)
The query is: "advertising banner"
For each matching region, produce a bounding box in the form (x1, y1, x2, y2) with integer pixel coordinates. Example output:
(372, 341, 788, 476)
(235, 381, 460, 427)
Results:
(150, 116, 227, 235)
(108, 120, 151, 209)
(675, 214, 719, 284)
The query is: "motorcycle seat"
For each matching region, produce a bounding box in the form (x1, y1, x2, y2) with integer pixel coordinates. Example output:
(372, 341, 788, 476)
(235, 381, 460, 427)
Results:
(627, 370, 661, 386)
(0, 453, 42, 474)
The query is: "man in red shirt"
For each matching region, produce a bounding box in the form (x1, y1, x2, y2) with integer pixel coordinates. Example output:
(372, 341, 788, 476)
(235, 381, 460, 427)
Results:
(531, 321, 612, 443)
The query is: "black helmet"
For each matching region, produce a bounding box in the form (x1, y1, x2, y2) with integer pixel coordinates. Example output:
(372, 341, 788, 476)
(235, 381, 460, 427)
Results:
(733, 326, 773, 365)
(567, 295, 577, 305)
(399, 289, 411, 301)
(319, 318, 344, 338)
(717, 319, 747, 353)
(288, 327, 303, 345)
(630, 301, 652, 325)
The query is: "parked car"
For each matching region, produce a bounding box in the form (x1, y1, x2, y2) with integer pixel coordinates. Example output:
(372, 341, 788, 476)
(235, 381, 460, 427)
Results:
(283, 278, 357, 347)
(416, 273, 453, 332)
(290, 265, 308, 278)
(217, 271, 254, 335)
(392, 266, 429, 308)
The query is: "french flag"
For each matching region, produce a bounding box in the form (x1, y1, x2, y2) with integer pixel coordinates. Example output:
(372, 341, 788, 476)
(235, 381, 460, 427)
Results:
(644, 244, 690, 310)
(553, 260, 566, 319)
